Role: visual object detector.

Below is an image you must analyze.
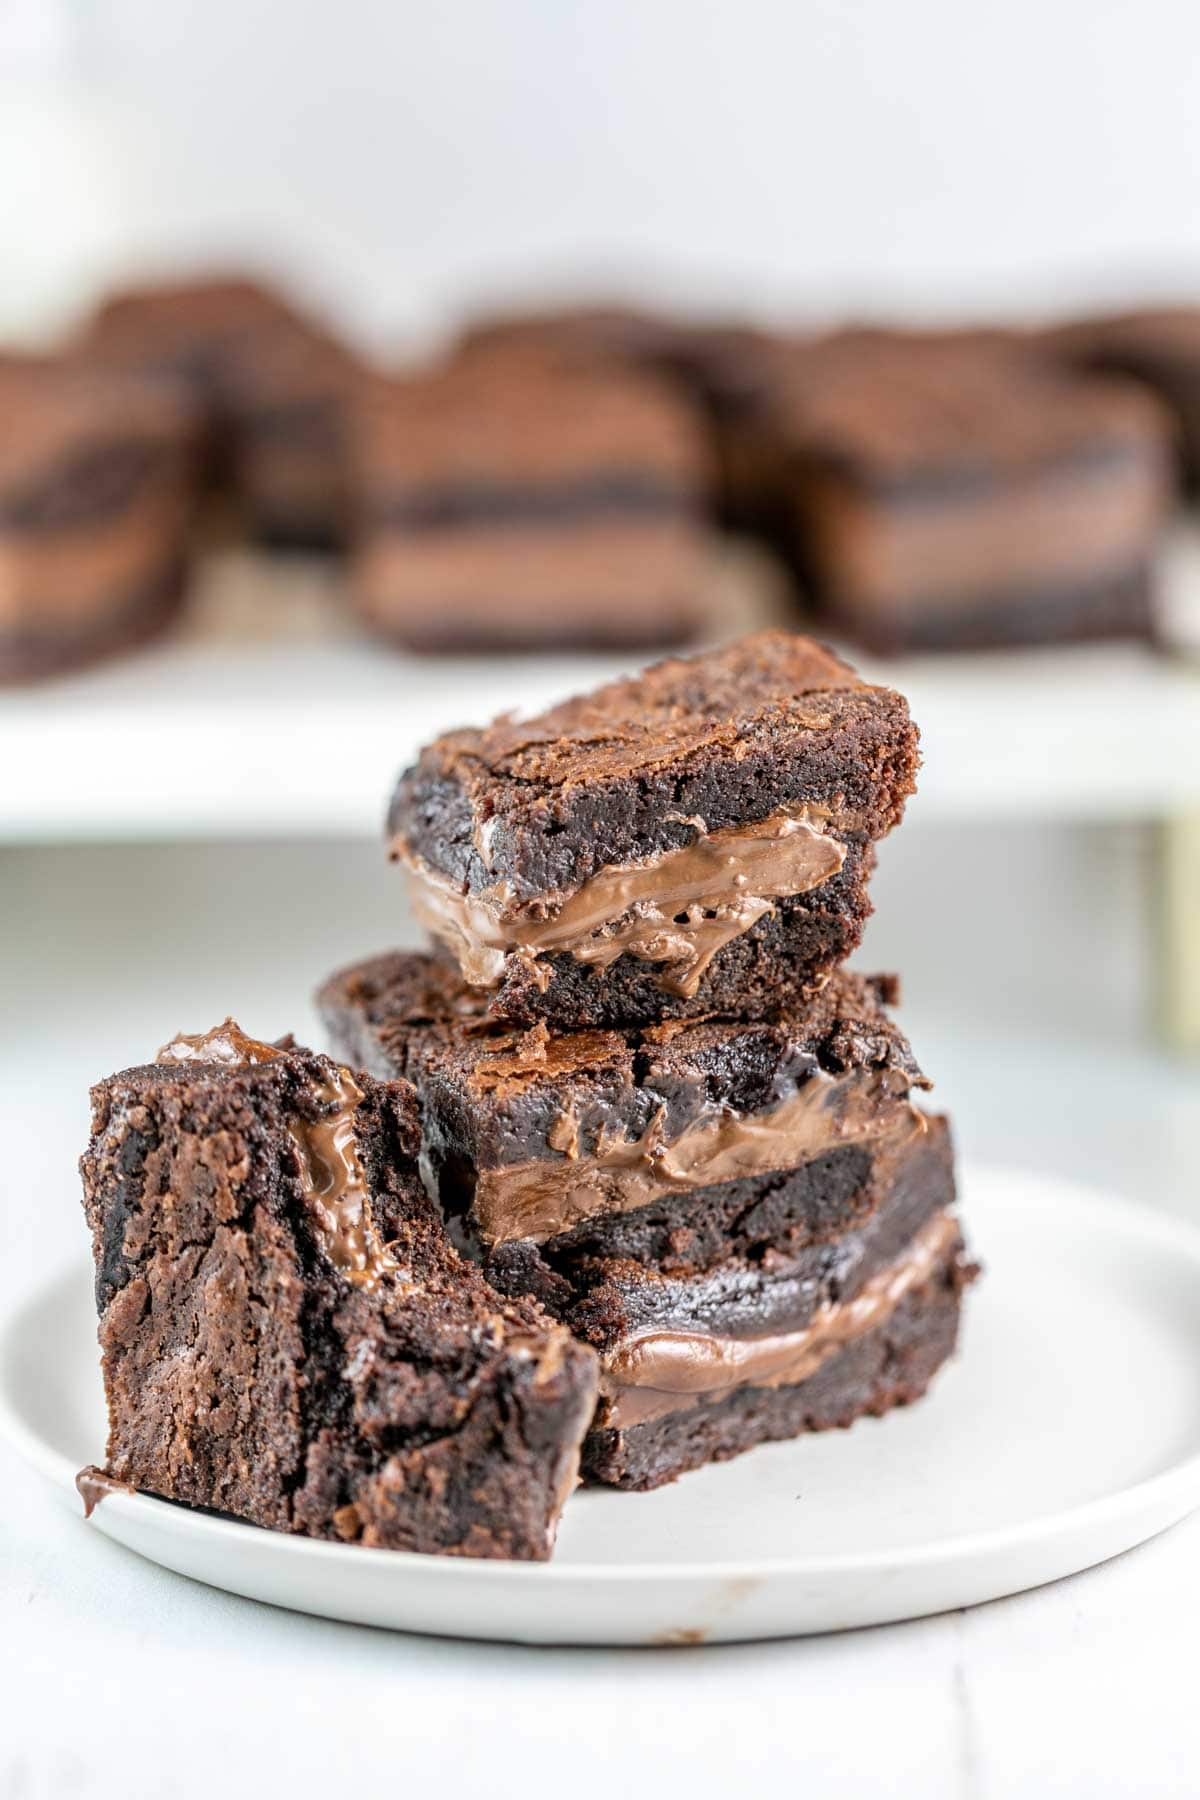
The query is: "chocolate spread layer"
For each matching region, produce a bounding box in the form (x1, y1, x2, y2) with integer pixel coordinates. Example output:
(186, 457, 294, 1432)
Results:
(599, 1209, 959, 1427)
(473, 1063, 926, 1245)
(395, 805, 846, 996)
(157, 1022, 402, 1288)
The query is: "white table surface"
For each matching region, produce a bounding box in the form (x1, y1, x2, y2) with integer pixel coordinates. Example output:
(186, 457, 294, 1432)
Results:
(1, 535, 1199, 843)
(4, 828, 1200, 1800)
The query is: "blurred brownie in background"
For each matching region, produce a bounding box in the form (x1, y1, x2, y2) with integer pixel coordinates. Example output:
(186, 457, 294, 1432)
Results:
(349, 351, 715, 651)
(80, 273, 359, 549)
(1040, 308, 1200, 492)
(458, 302, 786, 521)
(744, 328, 1173, 654)
(0, 356, 195, 683)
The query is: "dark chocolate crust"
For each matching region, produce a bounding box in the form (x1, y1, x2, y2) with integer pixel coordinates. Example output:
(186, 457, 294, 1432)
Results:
(79, 1042, 597, 1559)
(388, 631, 919, 1027)
(581, 1248, 968, 1489)
(317, 948, 928, 1269)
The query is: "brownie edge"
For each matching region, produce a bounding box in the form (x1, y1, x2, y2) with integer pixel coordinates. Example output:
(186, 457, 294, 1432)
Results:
(387, 629, 920, 1028)
(79, 1021, 598, 1559)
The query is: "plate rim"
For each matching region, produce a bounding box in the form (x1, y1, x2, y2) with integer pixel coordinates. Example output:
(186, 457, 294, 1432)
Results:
(6, 1162, 1200, 1587)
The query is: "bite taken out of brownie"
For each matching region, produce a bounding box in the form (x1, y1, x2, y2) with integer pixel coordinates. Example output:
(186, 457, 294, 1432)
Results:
(386, 630, 920, 1029)
(317, 949, 931, 1271)
(79, 1021, 598, 1559)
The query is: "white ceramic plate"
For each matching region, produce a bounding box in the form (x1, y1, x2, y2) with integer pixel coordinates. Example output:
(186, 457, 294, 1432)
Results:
(5, 1165, 1200, 1645)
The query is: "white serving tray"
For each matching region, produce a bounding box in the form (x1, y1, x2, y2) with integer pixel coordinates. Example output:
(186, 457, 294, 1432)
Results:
(0, 536, 1198, 844)
(6, 1167, 1200, 1645)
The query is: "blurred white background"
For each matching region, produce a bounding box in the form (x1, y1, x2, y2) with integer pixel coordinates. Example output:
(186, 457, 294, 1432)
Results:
(4, 0, 1200, 346)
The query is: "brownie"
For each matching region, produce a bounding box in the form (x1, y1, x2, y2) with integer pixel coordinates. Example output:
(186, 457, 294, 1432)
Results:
(79, 1021, 597, 1559)
(488, 1113, 972, 1488)
(0, 355, 195, 684)
(746, 328, 1172, 654)
(1040, 307, 1200, 491)
(348, 352, 715, 651)
(80, 274, 359, 549)
(386, 630, 920, 1028)
(317, 949, 931, 1270)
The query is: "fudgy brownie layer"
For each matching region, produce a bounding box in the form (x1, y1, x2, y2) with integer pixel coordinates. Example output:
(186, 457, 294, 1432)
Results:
(0, 556, 187, 685)
(582, 1248, 967, 1489)
(484, 1115, 955, 1350)
(318, 950, 930, 1267)
(388, 631, 919, 1028)
(465, 846, 876, 1029)
(80, 1024, 597, 1560)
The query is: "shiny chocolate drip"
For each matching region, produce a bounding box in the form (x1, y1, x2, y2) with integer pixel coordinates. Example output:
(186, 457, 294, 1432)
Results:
(599, 1210, 960, 1428)
(157, 1024, 403, 1289)
(156, 1020, 284, 1067)
(394, 805, 846, 996)
(472, 1065, 927, 1246)
(75, 1464, 137, 1517)
(288, 1064, 405, 1289)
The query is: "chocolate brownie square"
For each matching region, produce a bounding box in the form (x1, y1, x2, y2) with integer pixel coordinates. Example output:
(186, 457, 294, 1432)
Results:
(317, 950, 932, 1270)
(348, 353, 714, 651)
(750, 328, 1172, 653)
(386, 630, 920, 1028)
(79, 1022, 597, 1559)
(457, 304, 788, 522)
(0, 355, 195, 684)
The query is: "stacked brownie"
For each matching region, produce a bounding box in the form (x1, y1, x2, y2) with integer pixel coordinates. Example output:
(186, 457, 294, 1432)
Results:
(321, 630, 976, 1488)
(79, 630, 974, 1550)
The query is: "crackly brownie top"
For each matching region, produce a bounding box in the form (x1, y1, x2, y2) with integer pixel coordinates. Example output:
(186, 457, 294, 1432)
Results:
(396, 630, 869, 795)
(762, 327, 1171, 486)
(353, 353, 705, 489)
(320, 950, 925, 1143)
(388, 630, 916, 896)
